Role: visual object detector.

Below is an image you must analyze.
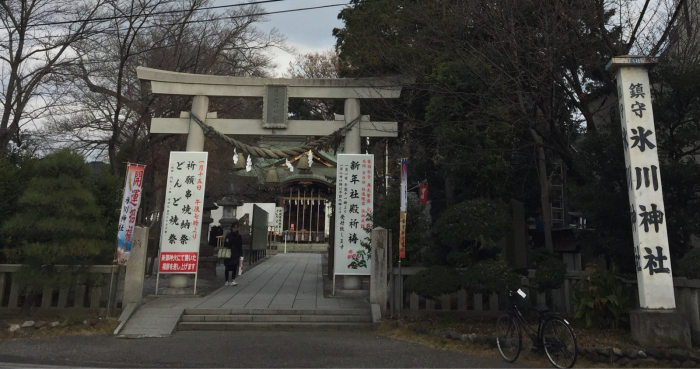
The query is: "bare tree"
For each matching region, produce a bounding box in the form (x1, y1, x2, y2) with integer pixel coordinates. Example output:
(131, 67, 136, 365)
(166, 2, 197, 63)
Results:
(285, 49, 341, 121)
(43, 0, 287, 173)
(0, 0, 107, 155)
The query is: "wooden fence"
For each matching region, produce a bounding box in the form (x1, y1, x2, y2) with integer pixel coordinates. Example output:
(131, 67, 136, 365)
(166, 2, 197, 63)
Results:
(0, 264, 124, 314)
(389, 267, 700, 338)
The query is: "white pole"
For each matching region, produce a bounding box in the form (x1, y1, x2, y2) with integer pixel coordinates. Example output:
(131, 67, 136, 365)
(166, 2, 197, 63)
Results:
(284, 231, 287, 253)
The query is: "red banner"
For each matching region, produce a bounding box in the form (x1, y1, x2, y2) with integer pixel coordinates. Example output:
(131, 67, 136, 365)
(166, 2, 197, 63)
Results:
(419, 184, 428, 205)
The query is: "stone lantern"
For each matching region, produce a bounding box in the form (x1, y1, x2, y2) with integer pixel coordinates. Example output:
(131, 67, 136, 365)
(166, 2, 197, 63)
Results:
(218, 195, 243, 238)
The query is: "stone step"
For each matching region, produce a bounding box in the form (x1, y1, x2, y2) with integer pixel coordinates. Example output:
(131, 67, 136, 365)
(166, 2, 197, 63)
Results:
(177, 322, 374, 331)
(183, 308, 371, 316)
(181, 314, 373, 323)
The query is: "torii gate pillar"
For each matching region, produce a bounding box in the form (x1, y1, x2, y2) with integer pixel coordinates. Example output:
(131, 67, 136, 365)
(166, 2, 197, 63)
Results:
(168, 95, 210, 290)
(344, 98, 361, 154)
(342, 98, 363, 290)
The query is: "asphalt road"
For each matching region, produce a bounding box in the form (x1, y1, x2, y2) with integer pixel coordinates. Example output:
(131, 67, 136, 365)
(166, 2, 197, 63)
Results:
(0, 330, 522, 368)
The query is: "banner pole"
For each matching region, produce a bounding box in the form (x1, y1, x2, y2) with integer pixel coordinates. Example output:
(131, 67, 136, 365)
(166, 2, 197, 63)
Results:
(106, 262, 116, 317)
(155, 271, 160, 295)
(398, 260, 402, 320)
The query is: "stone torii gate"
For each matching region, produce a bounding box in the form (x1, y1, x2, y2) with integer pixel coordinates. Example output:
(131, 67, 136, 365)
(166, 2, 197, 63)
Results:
(137, 67, 411, 291)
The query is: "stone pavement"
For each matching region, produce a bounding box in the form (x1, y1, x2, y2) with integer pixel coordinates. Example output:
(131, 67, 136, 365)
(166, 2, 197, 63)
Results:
(118, 253, 368, 336)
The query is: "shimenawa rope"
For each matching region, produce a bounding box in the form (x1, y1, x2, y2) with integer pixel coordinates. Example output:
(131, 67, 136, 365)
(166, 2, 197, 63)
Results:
(188, 111, 361, 159)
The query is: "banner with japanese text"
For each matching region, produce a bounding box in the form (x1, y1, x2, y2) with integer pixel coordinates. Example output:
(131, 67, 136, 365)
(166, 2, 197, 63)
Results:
(159, 152, 208, 274)
(334, 154, 374, 276)
(116, 164, 146, 265)
(275, 207, 284, 234)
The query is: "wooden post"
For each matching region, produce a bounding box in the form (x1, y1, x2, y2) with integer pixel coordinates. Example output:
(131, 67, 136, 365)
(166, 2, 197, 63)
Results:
(441, 294, 451, 311)
(0, 272, 5, 307)
(370, 227, 388, 317)
(41, 287, 53, 308)
(8, 283, 19, 308)
(474, 293, 483, 311)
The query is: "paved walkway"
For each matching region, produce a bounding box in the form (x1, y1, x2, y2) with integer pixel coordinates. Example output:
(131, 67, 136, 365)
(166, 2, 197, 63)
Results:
(0, 331, 522, 368)
(119, 253, 368, 337)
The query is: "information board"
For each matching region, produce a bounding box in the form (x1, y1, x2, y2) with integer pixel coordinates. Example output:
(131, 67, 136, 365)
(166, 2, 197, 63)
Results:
(158, 152, 208, 273)
(334, 154, 374, 276)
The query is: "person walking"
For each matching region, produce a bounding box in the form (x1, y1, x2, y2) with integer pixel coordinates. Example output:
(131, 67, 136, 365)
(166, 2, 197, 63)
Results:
(224, 220, 243, 286)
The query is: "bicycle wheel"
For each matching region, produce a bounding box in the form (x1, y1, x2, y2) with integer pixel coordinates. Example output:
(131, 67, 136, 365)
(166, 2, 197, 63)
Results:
(542, 317, 578, 368)
(496, 314, 522, 363)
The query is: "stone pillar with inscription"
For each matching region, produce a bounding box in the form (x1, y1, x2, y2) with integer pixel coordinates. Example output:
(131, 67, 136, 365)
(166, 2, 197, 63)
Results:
(606, 56, 690, 348)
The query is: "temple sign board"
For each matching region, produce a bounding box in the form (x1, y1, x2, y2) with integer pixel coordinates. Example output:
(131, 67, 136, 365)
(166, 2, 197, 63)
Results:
(263, 85, 288, 128)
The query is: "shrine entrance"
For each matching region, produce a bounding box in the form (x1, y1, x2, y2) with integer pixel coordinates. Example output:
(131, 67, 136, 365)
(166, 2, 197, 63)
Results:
(137, 67, 411, 292)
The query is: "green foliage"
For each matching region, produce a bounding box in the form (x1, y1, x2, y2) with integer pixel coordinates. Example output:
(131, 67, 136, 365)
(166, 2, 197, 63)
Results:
(433, 198, 511, 249)
(1, 149, 112, 292)
(405, 258, 519, 299)
(371, 187, 431, 265)
(404, 265, 461, 299)
(572, 263, 631, 329)
(676, 248, 700, 280)
(460, 259, 520, 295)
(571, 128, 636, 273)
(88, 168, 123, 241)
(531, 248, 567, 292)
(0, 154, 36, 258)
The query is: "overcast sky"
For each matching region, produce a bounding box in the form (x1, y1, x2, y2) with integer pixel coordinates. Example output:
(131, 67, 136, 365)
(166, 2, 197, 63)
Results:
(232, 0, 347, 76)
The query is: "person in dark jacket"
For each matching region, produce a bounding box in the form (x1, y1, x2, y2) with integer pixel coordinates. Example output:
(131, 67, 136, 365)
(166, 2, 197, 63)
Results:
(223, 221, 243, 286)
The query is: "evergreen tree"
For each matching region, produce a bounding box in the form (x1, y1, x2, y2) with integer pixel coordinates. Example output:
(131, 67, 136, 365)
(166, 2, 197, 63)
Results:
(2, 149, 112, 292)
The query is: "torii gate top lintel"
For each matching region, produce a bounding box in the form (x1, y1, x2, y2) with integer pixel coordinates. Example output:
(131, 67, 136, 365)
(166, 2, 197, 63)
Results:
(137, 66, 412, 155)
(136, 66, 412, 99)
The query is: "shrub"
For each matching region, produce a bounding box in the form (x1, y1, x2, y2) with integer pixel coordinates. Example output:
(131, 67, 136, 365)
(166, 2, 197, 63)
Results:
(433, 198, 511, 249)
(404, 265, 461, 299)
(461, 259, 520, 295)
(676, 248, 700, 280)
(572, 263, 631, 329)
(531, 248, 567, 292)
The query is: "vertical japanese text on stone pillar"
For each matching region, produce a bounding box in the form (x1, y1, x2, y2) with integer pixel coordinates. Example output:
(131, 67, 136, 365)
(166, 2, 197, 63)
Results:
(612, 57, 675, 309)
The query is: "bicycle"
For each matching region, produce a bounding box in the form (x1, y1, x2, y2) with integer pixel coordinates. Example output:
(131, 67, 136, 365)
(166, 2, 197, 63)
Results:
(495, 288, 578, 368)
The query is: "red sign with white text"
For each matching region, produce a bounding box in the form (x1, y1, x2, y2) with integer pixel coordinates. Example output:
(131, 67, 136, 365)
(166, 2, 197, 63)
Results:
(159, 252, 198, 273)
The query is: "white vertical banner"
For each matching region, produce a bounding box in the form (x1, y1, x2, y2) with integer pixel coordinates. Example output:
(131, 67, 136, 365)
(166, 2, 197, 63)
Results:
(334, 154, 374, 275)
(609, 57, 675, 309)
(159, 152, 208, 274)
(275, 206, 284, 233)
(400, 158, 407, 211)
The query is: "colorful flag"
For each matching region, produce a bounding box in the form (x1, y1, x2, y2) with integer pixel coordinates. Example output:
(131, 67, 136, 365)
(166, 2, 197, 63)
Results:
(116, 164, 146, 265)
(419, 183, 428, 205)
